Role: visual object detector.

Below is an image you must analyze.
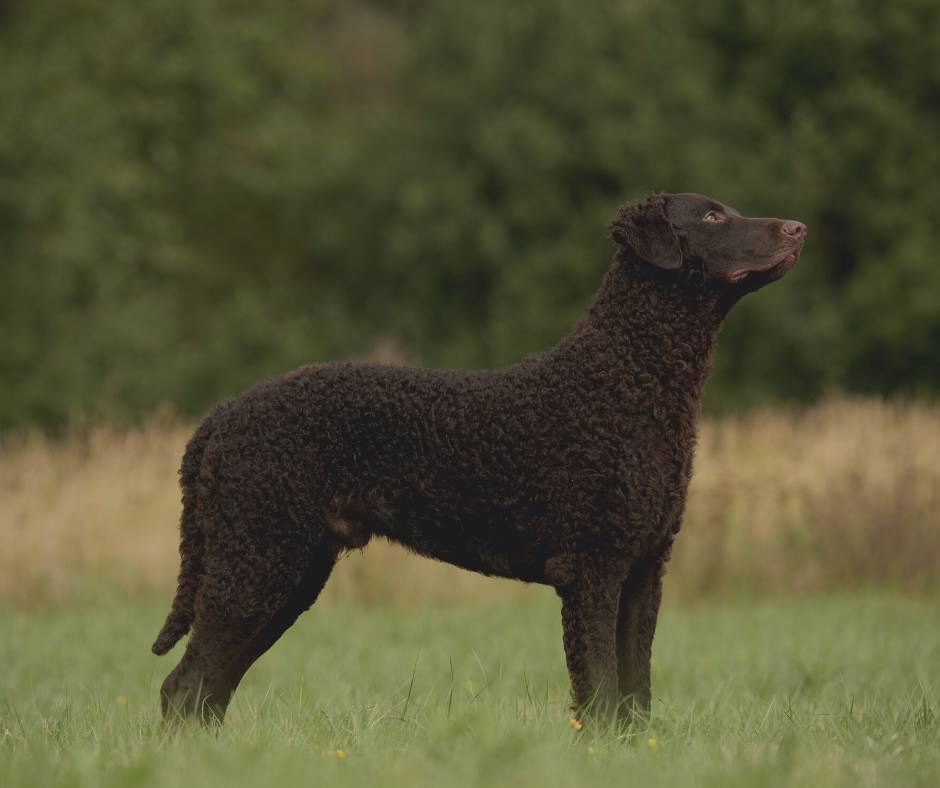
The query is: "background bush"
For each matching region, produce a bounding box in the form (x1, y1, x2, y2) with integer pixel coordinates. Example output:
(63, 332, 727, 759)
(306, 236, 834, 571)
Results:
(2, 0, 939, 431)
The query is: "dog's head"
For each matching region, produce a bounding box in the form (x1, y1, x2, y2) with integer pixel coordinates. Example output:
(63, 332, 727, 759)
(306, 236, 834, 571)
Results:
(610, 193, 806, 292)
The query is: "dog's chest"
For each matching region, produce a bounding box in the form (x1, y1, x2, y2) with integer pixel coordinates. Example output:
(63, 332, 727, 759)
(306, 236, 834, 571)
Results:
(614, 429, 697, 547)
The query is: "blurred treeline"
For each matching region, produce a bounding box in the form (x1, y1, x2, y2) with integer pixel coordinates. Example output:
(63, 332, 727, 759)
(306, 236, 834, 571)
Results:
(2, 0, 939, 431)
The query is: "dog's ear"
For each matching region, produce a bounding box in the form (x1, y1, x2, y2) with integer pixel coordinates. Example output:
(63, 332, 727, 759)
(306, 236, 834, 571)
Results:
(609, 195, 682, 270)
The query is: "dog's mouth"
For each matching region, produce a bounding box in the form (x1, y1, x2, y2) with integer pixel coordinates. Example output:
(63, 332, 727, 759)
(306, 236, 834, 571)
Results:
(727, 246, 802, 284)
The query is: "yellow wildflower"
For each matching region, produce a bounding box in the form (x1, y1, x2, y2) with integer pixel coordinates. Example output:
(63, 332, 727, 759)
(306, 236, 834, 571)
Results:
(116, 695, 127, 706)
(328, 748, 347, 759)
(569, 718, 583, 731)
(647, 737, 659, 748)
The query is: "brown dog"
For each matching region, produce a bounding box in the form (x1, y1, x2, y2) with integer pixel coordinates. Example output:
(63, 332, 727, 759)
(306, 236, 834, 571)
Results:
(153, 193, 805, 724)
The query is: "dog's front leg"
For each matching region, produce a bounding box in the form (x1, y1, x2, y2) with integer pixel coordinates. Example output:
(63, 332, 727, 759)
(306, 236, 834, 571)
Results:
(557, 578, 621, 723)
(615, 552, 666, 723)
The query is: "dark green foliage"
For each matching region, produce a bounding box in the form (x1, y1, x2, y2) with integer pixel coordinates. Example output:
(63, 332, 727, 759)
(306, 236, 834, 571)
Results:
(2, 0, 938, 430)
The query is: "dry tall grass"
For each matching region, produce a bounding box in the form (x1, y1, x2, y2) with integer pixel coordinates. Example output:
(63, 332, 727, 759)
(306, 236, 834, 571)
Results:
(1, 400, 938, 605)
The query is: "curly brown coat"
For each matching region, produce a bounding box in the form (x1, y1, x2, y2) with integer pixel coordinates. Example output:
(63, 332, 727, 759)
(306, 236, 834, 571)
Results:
(153, 192, 806, 724)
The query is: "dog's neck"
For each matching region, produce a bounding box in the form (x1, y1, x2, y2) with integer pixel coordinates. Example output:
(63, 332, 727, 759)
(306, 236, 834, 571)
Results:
(549, 253, 726, 409)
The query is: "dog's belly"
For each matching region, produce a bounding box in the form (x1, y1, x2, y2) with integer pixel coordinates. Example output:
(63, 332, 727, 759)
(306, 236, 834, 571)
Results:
(400, 530, 552, 584)
(329, 497, 554, 585)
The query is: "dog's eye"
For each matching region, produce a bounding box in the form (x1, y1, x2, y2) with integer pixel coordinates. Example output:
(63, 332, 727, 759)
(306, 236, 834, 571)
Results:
(703, 211, 724, 223)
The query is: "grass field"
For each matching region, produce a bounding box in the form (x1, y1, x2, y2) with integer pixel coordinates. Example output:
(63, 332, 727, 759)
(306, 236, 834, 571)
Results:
(1, 590, 938, 788)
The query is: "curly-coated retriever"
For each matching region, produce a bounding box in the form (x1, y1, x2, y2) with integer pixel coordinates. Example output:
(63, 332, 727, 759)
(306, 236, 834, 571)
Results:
(153, 192, 806, 724)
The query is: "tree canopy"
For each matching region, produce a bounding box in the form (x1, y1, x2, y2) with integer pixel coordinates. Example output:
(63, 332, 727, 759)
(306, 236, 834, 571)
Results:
(2, 0, 938, 430)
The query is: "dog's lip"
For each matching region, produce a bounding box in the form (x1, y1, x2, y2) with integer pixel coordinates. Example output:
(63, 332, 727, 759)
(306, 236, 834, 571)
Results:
(769, 248, 801, 275)
(728, 247, 802, 283)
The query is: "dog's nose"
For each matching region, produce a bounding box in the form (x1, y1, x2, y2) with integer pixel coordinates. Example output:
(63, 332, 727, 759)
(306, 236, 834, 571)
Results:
(781, 220, 806, 238)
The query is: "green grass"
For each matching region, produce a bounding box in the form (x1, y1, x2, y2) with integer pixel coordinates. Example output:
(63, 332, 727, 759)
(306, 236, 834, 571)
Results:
(2, 589, 938, 788)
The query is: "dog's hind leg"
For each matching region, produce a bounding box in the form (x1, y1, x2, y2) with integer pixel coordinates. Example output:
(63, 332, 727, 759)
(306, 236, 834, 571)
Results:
(159, 527, 339, 725)
(222, 543, 340, 697)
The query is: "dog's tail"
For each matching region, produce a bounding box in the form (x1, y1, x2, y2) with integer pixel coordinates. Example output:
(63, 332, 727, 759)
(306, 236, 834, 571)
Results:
(151, 418, 214, 656)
